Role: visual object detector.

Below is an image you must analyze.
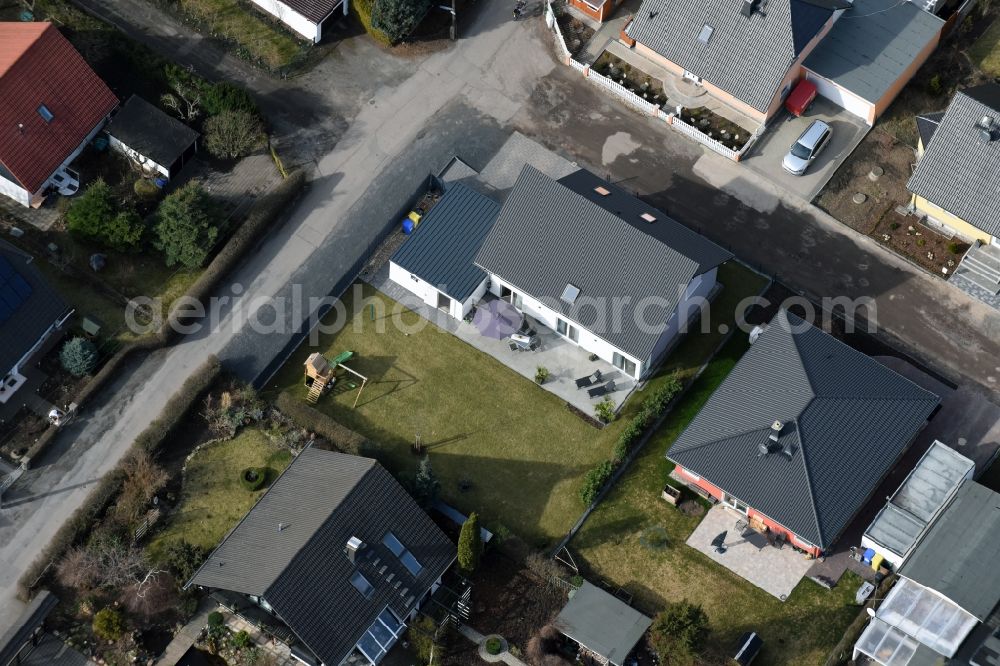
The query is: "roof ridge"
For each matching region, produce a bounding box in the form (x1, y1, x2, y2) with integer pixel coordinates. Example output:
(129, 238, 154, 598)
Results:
(789, 411, 825, 547)
(186, 447, 374, 590)
(670, 425, 775, 458)
(264, 456, 379, 598)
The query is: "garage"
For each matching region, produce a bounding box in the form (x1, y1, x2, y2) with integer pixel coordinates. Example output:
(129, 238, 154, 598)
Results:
(801, 0, 944, 125)
(803, 70, 873, 122)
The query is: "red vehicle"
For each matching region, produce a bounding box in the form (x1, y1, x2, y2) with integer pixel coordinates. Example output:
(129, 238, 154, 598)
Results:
(785, 79, 817, 117)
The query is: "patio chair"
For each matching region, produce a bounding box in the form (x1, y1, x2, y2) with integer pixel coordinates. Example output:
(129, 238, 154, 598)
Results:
(575, 374, 596, 389)
(587, 381, 615, 398)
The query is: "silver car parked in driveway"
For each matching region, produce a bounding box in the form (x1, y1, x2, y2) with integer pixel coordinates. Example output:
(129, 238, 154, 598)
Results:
(782, 120, 832, 176)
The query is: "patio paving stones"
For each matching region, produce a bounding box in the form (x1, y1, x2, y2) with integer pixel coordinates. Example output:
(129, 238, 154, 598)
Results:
(686, 504, 815, 601)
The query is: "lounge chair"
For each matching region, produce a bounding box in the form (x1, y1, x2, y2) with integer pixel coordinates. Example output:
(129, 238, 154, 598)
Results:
(588, 380, 615, 398)
(575, 374, 596, 389)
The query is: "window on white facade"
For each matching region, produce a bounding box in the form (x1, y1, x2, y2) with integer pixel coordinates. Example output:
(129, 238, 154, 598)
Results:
(613, 352, 637, 377)
(557, 319, 579, 343)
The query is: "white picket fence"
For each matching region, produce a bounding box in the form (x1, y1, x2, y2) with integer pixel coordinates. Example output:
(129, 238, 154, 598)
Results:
(587, 69, 660, 116)
(668, 114, 741, 160)
(546, 2, 571, 63)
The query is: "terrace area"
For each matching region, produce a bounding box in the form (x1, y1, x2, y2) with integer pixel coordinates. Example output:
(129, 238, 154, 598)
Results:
(369, 266, 635, 415)
(686, 504, 815, 601)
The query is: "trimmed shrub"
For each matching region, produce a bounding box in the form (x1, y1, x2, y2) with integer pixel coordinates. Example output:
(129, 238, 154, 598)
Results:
(67, 179, 144, 251)
(580, 460, 615, 506)
(535, 366, 549, 384)
(240, 467, 267, 491)
(93, 607, 126, 641)
(413, 456, 440, 509)
(201, 81, 258, 116)
(231, 630, 252, 649)
(134, 178, 159, 199)
(274, 391, 365, 454)
(208, 611, 225, 629)
(156, 540, 207, 583)
(351, 0, 392, 45)
(372, 0, 434, 42)
(485, 636, 502, 655)
(60, 337, 99, 377)
(153, 183, 221, 268)
(947, 242, 963, 255)
(458, 512, 483, 572)
(204, 110, 266, 160)
(648, 600, 710, 666)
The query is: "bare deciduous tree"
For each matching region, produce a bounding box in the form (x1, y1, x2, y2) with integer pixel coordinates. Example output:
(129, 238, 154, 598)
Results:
(114, 450, 169, 527)
(204, 110, 266, 160)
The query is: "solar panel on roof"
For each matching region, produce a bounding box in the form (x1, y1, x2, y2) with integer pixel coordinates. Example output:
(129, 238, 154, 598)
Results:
(0, 255, 32, 325)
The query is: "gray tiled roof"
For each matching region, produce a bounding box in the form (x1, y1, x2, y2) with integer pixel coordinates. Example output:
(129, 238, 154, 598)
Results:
(899, 481, 1000, 621)
(916, 111, 944, 149)
(555, 582, 652, 665)
(475, 166, 725, 361)
(803, 0, 943, 104)
(391, 183, 500, 302)
(907, 84, 1000, 238)
(189, 447, 456, 666)
(0, 240, 72, 376)
(629, 0, 847, 113)
(668, 310, 939, 549)
(106, 95, 198, 170)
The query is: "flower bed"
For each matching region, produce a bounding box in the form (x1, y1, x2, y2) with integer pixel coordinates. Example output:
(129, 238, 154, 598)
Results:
(872, 209, 969, 275)
(592, 51, 668, 107)
(556, 9, 596, 58)
(677, 107, 751, 151)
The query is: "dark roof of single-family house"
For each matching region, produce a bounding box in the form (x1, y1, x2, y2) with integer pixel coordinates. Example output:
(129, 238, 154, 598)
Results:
(555, 582, 652, 666)
(474, 165, 731, 362)
(105, 95, 199, 170)
(391, 183, 501, 302)
(556, 169, 733, 275)
(802, 0, 942, 104)
(899, 481, 1000, 621)
(916, 111, 944, 149)
(668, 309, 939, 549)
(188, 447, 456, 666)
(0, 240, 72, 377)
(907, 84, 1000, 238)
(628, 0, 849, 114)
(0, 23, 117, 194)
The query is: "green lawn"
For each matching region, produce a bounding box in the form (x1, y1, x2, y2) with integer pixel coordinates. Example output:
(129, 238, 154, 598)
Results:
(571, 333, 864, 666)
(969, 18, 1000, 78)
(147, 429, 292, 562)
(166, 0, 306, 70)
(269, 263, 768, 548)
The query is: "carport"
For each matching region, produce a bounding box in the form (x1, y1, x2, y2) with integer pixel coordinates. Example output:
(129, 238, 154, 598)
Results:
(802, 0, 944, 125)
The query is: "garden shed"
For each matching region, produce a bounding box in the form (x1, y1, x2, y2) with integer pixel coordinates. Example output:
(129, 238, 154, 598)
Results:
(554, 581, 652, 666)
(105, 95, 198, 180)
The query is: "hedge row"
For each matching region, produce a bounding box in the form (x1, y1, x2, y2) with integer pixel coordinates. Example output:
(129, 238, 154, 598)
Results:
(17, 355, 222, 601)
(275, 391, 366, 455)
(21, 171, 306, 467)
(351, 0, 392, 46)
(579, 374, 683, 506)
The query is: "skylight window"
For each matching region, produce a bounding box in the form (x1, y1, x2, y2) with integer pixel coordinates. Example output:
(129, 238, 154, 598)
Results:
(382, 532, 423, 577)
(641, 212, 657, 223)
(698, 24, 714, 45)
(37, 104, 53, 123)
(561, 283, 580, 304)
(350, 571, 374, 598)
(594, 186, 611, 196)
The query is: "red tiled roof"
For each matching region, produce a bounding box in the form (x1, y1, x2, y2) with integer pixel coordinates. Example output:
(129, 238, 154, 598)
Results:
(0, 23, 118, 194)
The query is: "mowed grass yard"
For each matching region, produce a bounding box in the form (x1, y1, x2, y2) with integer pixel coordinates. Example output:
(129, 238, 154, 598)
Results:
(969, 17, 1000, 78)
(169, 0, 306, 70)
(270, 263, 768, 548)
(571, 332, 863, 665)
(147, 429, 293, 562)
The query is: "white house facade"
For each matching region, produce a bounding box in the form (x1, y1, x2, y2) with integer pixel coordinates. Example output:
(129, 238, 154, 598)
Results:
(249, 0, 349, 43)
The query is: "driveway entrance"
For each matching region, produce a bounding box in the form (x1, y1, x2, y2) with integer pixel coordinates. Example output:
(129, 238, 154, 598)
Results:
(743, 97, 869, 202)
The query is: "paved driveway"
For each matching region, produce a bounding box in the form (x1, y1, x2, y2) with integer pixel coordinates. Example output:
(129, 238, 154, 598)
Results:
(743, 98, 869, 202)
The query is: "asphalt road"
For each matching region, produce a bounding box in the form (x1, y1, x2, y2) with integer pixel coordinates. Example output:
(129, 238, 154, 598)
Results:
(0, 2, 555, 631)
(3, 0, 1000, 636)
(514, 67, 1000, 398)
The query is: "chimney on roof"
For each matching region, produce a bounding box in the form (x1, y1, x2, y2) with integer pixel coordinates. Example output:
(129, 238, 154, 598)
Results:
(17, 123, 24, 135)
(346, 536, 364, 564)
(977, 115, 996, 142)
(769, 420, 784, 441)
(742, 0, 761, 18)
